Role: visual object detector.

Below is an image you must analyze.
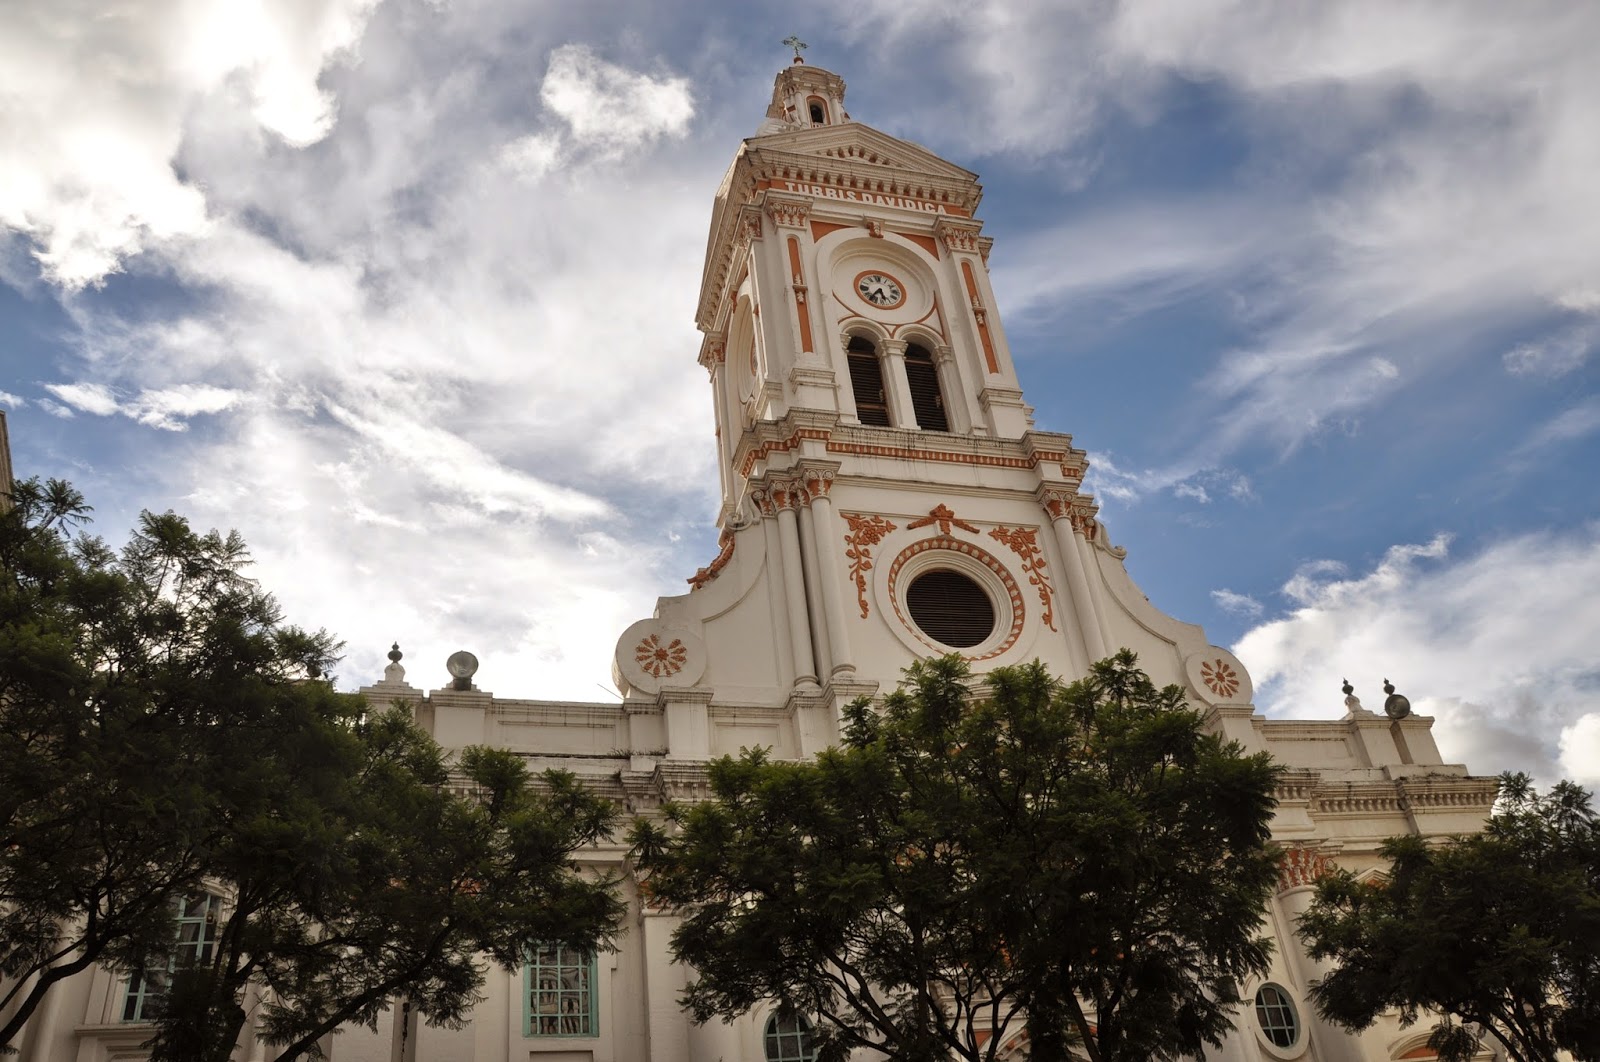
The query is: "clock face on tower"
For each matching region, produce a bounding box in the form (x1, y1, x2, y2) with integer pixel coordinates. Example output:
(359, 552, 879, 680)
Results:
(854, 270, 906, 309)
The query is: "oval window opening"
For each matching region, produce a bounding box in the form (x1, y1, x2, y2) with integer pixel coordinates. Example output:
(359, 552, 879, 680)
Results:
(906, 569, 995, 648)
(1254, 984, 1299, 1049)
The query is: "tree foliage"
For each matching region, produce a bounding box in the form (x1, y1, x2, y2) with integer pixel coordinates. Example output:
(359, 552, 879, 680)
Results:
(0, 479, 623, 1059)
(1299, 772, 1600, 1062)
(630, 652, 1282, 1062)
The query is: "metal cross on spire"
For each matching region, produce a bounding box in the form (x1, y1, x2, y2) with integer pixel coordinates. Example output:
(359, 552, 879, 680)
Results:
(782, 35, 807, 62)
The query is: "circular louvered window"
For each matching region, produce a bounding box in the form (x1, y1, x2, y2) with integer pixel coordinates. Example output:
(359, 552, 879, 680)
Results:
(905, 569, 996, 648)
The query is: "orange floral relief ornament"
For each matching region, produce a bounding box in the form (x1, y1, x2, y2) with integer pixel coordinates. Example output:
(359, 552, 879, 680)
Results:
(1200, 658, 1240, 699)
(635, 634, 688, 678)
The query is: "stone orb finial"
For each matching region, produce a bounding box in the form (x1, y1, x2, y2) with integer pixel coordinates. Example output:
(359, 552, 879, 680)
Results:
(1382, 678, 1412, 720)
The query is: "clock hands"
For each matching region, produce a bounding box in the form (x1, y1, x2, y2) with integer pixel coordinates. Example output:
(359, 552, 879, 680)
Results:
(856, 274, 900, 306)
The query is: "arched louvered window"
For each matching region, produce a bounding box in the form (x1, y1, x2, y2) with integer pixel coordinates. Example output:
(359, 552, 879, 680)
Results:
(807, 96, 827, 125)
(903, 343, 948, 431)
(847, 336, 891, 426)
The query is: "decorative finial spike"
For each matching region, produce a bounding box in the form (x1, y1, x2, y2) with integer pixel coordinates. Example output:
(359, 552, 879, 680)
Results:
(783, 34, 807, 63)
(388, 642, 403, 663)
(1383, 677, 1395, 695)
(1341, 677, 1353, 697)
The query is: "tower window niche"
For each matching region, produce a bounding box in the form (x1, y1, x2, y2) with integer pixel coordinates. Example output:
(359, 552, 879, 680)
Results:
(807, 96, 827, 125)
(846, 336, 891, 426)
(903, 343, 949, 431)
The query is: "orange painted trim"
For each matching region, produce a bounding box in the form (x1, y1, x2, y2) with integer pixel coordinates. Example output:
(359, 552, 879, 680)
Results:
(738, 428, 833, 477)
(739, 429, 1073, 480)
(754, 178, 972, 218)
(1398, 1048, 1438, 1060)
(787, 236, 814, 352)
(962, 260, 1000, 374)
(810, 220, 850, 241)
(899, 231, 940, 258)
(828, 440, 1050, 471)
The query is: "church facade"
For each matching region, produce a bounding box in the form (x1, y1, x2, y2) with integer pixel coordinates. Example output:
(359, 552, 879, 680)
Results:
(11, 61, 1501, 1062)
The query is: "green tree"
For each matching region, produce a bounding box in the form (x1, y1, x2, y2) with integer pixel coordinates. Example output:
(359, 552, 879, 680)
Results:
(145, 720, 623, 1062)
(1, 478, 242, 1047)
(0, 480, 624, 1059)
(1298, 772, 1600, 1062)
(630, 652, 1282, 1062)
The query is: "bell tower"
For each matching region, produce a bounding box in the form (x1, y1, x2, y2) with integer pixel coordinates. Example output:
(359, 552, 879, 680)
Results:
(612, 57, 1257, 763)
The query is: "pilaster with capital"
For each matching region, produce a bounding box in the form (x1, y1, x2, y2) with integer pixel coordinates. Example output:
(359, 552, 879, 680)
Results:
(1274, 845, 1363, 1062)
(878, 338, 918, 429)
(1039, 487, 1108, 664)
(794, 481, 834, 679)
(797, 463, 854, 677)
(930, 344, 971, 433)
(766, 193, 819, 364)
(748, 484, 798, 684)
(766, 477, 819, 689)
(763, 193, 812, 231)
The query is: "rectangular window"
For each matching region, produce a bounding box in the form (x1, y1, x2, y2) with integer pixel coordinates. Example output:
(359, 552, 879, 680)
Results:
(524, 944, 596, 1037)
(122, 892, 222, 1022)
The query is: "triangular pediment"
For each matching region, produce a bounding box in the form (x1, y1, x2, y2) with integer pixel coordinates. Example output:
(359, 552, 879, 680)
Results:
(745, 121, 978, 184)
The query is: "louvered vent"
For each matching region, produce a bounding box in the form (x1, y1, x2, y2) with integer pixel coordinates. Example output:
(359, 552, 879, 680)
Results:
(847, 336, 891, 426)
(904, 344, 948, 431)
(905, 569, 995, 648)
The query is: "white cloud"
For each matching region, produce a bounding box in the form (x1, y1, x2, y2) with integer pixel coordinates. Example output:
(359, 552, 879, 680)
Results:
(41, 380, 243, 430)
(539, 44, 694, 157)
(1236, 528, 1600, 784)
(1559, 714, 1600, 786)
(500, 133, 565, 182)
(44, 381, 119, 416)
(1173, 482, 1210, 504)
(1503, 322, 1596, 378)
(127, 385, 245, 430)
(8, 18, 717, 698)
(0, 0, 379, 287)
(1211, 589, 1263, 617)
(0, 390, 24, 408)
(860, 0, 1600, 463)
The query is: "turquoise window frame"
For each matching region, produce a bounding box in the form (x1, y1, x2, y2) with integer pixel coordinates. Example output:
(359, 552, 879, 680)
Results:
(121, 893, 222, 1022)
(523, 944, 598, 1037)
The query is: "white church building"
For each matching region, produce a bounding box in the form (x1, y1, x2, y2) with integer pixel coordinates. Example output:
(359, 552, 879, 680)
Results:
(12, 59, 1501, 1062)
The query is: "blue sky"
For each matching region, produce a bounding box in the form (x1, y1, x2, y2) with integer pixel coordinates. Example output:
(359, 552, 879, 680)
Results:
(3, 0, 1597, 785)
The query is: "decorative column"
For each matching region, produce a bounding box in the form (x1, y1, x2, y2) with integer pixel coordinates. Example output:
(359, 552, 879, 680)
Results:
(1276, 846, 1363, 1062)
(749, 487, 797, 684)
(791, 476, 834, 679)
(763, 194, 814, 359)
(932, 344, 971, 433)
(640, 908, 690, 1062)
(699, 332, 729, 505)
(799, 464, 854, 677)
(1069, 498, 1112, 652)
(1039, 488, 1107, 665)
(879, 337, 918, 429)
(770, 480, 820, 689)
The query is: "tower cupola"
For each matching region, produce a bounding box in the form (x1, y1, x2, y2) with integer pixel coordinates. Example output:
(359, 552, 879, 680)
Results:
(761, 59, 849, 133)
